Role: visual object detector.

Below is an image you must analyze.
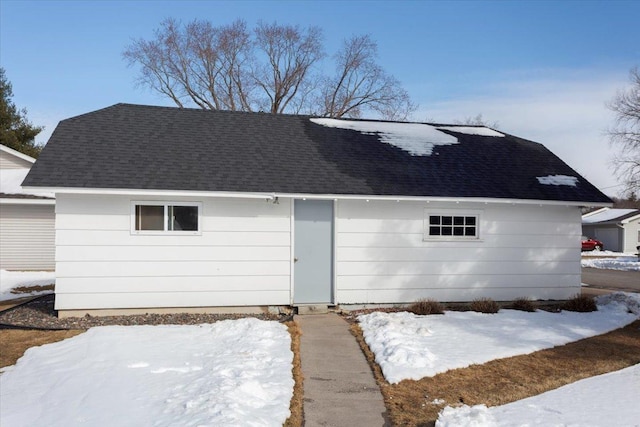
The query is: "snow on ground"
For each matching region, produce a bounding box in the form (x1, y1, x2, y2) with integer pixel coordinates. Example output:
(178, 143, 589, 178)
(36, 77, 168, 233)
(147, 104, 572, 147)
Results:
(358, 293, 640, 384)
(581, 256, 640, 271)
(436, 363, 640, 427)
(0, 270, 55, 301)
(0, 319, 294, 427)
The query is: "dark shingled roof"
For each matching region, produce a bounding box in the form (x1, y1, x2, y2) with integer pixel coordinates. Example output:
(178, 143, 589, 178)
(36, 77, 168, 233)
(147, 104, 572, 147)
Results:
(23, 103, 611, 203)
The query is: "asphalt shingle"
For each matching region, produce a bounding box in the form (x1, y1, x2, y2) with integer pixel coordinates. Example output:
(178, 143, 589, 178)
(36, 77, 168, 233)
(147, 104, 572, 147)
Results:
(23, 103, 611, 204)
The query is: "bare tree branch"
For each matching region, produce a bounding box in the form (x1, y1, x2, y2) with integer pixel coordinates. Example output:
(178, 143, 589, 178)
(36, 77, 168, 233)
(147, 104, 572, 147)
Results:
(321, 35, 416, 120)
(123, 20, 416, 120)
(607, 66, 640, 194)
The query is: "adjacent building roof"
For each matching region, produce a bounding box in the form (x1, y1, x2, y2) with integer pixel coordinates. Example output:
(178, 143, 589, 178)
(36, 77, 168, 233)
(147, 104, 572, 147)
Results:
(582, 208, 640, 224)
(23, 103, 611, 204)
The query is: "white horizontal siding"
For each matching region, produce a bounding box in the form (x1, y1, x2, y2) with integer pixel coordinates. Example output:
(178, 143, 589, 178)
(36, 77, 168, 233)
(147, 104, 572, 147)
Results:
(55, 193, 291, 310)
(0, 151, 32, 169)
(0, 204, 55, 270)
(335, 200, 582, 304)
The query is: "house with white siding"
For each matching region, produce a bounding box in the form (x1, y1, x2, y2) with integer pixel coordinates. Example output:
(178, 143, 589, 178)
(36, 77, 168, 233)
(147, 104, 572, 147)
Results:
(0, 144, 55, 270)
(22, 104, 612, 317)
(582, 208, 640, 253)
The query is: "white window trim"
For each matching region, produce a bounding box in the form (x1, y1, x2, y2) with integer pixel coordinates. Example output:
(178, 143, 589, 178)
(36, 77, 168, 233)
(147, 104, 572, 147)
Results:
(130, 201, 202, 235)
(423, 209, 482, 241)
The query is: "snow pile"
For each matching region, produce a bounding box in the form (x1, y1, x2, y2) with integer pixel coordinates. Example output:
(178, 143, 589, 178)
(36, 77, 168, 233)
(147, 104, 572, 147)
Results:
(0, 270, 55, 301)
(0, 320, 294, 427)
(536, 174, 578, 186)
(436, 363, 640, 426)
(436, 126, 505, 137)
(581, 256, 640, 271)
(0, 169, 53, 198)
(310, 118, 458, 156)
(596, 292, 640, 316)
(358, 295, 638, 384)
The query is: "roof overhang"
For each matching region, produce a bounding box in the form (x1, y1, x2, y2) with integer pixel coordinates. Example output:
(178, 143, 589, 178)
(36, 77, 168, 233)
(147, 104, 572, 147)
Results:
(0, 144, 36, 163)
(23, 186, 613, 208)
(0, 197, 55, 205)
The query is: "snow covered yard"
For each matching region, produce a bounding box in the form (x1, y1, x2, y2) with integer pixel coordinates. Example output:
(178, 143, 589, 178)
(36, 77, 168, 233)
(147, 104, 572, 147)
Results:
(0, 319, 294, 427)
(436, 363, 640, 426)
(0, 270, 55, 301)
(581, 255, 640, 271)
(358, 293, 640, 384)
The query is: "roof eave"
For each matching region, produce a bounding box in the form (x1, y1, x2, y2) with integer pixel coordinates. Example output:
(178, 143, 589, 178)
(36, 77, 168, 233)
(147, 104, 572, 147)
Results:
(26, 186, 613, 207)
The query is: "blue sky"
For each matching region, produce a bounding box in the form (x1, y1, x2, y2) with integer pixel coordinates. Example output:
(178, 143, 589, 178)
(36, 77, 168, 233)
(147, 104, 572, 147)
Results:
(1, 0, 639, 196)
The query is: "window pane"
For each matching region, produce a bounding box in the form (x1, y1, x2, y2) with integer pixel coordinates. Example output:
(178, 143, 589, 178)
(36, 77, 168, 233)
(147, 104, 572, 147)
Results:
(429, 216, 440, 225)
(466, 217, 476, 226)
(170, 206, 198, 231)
(453, 227, 464, 236)
(465, 227, 476, 236)
(442, 226, 453, 235)
(453, 216, 464, 225)
(429, 226, 441, 236)
(442, 216, 453, 225)
(136, 205, 164, 230)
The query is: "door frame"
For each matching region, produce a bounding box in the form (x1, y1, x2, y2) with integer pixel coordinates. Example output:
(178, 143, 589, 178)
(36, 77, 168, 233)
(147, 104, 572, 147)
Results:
(290, 198, 337, 305)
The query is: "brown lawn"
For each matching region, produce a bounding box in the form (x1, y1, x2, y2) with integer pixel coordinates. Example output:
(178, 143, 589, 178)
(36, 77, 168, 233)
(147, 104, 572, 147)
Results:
(352, 319, 640, 426)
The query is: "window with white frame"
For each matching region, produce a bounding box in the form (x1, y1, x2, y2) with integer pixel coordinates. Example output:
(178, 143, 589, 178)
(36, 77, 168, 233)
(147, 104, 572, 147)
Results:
(132, 202, 201, 234)
(425, 211, 480, 240)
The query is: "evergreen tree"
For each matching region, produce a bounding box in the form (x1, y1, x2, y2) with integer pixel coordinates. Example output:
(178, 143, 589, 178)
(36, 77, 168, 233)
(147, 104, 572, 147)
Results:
(0, 68, 43, 158)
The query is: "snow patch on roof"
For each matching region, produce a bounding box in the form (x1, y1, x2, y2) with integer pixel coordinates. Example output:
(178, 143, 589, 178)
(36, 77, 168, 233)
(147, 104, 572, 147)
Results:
(582, 208, 637, 223)
(0, 169, 54, 198)
(436, 126, 505, 137)
(310, 118, 458, 156)
(536, 174, 578, 187)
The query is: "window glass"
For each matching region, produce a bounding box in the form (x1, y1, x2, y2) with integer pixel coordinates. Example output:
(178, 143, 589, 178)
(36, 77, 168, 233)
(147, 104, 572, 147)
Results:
(170, 206, 198, 231)
(133, 203, 200, 233)
(427, 214, 478, 238)
(136, 205, 164, 230)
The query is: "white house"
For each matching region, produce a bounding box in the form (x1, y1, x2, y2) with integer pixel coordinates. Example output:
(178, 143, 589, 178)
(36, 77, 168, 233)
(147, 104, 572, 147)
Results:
(0, 144, 55, 270)
(582, 208, 640, 253)
(22, 104, 612, 316)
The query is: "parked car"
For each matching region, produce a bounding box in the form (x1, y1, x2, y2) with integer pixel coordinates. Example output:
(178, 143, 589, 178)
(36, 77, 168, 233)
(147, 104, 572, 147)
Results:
(581, 236, 604, 251)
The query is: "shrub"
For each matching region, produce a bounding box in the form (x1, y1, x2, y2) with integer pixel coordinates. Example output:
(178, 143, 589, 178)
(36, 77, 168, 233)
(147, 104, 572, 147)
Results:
(408, 298, 444, 315)
(470, 297, 500, 314)
(562, 294, 597, 312)
(511, 297, 537, 312)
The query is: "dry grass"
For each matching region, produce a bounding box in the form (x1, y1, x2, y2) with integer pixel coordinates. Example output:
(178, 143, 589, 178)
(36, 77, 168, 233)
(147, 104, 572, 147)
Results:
(352, 319, 640, 427)
(284, 321, 304, 427)
(510, 297, 537, 312)
(10, 284, 55, 295)
(0, 329, 84, 368)
(563, 294, 598, 312)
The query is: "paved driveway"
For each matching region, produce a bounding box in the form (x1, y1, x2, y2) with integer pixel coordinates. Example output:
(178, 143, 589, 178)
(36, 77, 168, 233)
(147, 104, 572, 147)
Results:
(581, 267, 640, 295)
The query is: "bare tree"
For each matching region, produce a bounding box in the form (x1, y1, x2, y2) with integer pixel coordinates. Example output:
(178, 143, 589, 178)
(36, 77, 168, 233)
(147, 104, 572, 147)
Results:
(124, 20, 416, 119)
(321, 35, 415, 120)
(453, 113, 499, 128)
(608, 67, 640, 194)
(253, 22, 323, 114)
(123, 18, 253, 111)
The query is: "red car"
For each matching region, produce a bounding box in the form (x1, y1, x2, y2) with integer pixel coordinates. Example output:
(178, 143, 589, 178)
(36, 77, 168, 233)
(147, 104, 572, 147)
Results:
(581, 236, 604, 251)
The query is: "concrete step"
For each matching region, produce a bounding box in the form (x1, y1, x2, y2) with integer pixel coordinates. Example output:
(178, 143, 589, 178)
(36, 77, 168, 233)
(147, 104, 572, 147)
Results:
(296, 305, 329, 315)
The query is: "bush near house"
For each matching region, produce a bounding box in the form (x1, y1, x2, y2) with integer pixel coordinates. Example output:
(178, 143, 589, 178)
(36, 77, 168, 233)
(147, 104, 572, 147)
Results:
(470, 298, 500, 314)
(511, 297, 538, 312)
(407, 298, 444, 315)
(563, 294, 598, 312)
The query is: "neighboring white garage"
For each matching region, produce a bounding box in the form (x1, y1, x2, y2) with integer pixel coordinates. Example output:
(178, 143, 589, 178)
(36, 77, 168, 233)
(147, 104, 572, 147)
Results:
(582, 207, 640, 253)
(0, 145, 55, 270)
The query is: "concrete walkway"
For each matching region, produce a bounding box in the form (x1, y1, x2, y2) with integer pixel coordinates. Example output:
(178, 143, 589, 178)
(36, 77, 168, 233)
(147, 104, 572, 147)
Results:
(295, 313, 389, 426)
